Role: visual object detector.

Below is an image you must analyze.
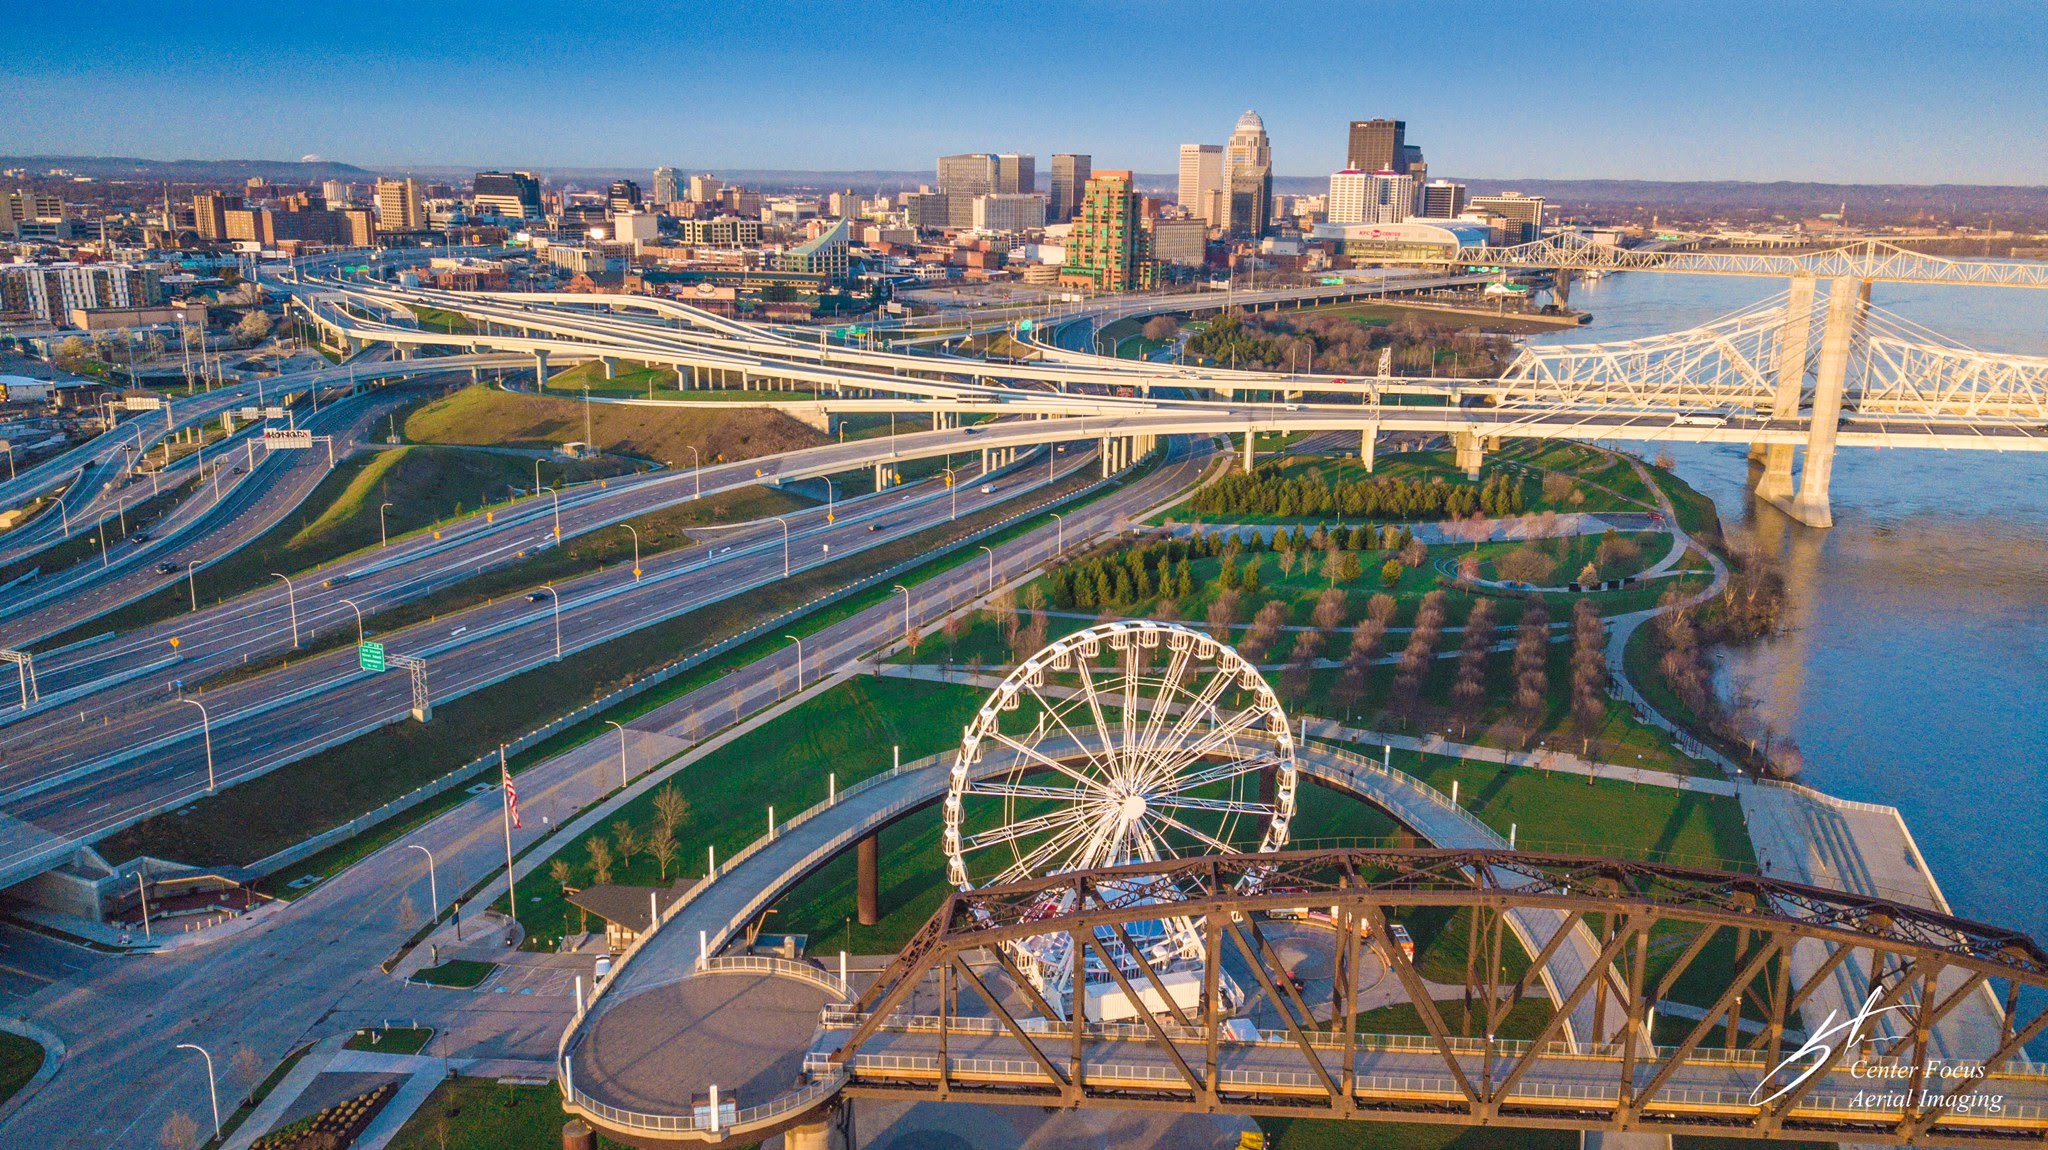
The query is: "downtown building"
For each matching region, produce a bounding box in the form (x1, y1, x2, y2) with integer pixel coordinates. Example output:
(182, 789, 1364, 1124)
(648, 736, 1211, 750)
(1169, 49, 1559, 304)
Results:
(1049, 154, 1090, 223)
(1470, 191, 1546, 242)
(1060, 170, 1152, 293)
(0, 262, 163, 324)
(652, 166, 682, 206)
(1178, 143, 1224, 229)
(1224, 111, 1273, 240)
(1327, 170, 1416, 225)
(1418, 179, 1468, 219)
(972, 193, 1048, 234)
(374, 177, 426, 232)
(473, 171, 544, 220)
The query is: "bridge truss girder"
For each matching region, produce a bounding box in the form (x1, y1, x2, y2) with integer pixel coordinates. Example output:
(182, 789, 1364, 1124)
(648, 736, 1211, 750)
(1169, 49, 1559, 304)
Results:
(828, 848, 2048, 1147)
(1432, 235, 2048, 289)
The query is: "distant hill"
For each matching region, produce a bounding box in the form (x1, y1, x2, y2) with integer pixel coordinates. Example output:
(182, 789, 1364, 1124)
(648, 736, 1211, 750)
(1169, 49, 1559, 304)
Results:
(1, 155, 375, 182)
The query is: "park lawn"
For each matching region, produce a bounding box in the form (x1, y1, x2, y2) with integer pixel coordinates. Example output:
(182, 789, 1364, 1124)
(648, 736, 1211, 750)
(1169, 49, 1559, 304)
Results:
(0, 1030, 44, 1107)
(30, 446, 635, 651)
(543, 358, 677, 399)
(1495, 440, 1663, 508)
(384, 1078, 653, 1150)
(1260, 1116, 1577, 1150)
(404, 383, 826, 467)
(412, 959, 495, 988)
(502, 675, 987, 950)
(345, 1026, 434, 1054)
(1645, 463, 1725, 542)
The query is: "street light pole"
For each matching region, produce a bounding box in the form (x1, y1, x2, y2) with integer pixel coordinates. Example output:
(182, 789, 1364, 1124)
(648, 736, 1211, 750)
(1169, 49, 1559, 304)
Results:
(406, 843, 439, 921)
(175, 1043, 221, 1141)
(940, 468, 957, 520)
(95, 516, 111, 568)
(686, 445, 701, 500)
(270, 572, 299, 646)
(978, 545, 995, 593)
(783, 634, 804, 690)
(533, 457, 543, 496)
(541, 583, 562, 659)
(181, 698, 215, 792)
(380, 501, 393, 547)
(604, 720, 629, 788)
(1049, 512, 1064, 556)
(186, 559, 200, 611)
(623, 524, 641, 579)
(339, 597, 365, 645)
(770, 516, 790, 577)
(550, 488, 561, 538)
(892, 584, 911, 643)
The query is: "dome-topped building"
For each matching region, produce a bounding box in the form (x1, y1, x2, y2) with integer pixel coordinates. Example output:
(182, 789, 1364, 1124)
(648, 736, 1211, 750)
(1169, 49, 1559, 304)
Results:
(1225, 110, 1273, 240)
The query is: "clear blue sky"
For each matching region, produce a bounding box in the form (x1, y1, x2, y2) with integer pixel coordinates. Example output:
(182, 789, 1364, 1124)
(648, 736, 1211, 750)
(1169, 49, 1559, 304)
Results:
(6, 1, 2044, 183)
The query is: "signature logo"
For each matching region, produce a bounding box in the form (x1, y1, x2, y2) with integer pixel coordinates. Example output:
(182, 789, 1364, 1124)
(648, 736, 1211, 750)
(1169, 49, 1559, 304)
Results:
(1749, 989, 1908, 1107)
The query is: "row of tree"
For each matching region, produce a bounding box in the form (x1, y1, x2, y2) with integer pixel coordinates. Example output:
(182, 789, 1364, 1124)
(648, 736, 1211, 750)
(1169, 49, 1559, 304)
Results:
(1182, 309, 1517, 378)
(1189, 470, 1523, 520)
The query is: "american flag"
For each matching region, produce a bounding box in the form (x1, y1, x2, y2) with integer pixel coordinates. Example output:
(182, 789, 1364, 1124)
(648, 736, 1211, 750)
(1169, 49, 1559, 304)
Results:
(502, 763, 522, 829)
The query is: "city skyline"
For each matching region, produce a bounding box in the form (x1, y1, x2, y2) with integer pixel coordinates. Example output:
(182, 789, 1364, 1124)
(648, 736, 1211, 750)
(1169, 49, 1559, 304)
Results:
(5, 1, 2046, 184)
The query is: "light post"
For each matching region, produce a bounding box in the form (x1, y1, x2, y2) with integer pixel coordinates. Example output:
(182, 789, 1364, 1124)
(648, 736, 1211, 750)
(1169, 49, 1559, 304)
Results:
(784, 634, 804, 690)
(940, 468, 957, 520)
(339, 597, 365, 645)
(604, 720, 629, 788)
(175, 1043, 221, 1141)
(1049, 512, 1065, 555)
(582, 383, 592, 445)
(186, 559, 200, 611)
(379, 501, 393, 547)
(540, 583, 562, 659)
(550, 488, 561, 538)
(686, 445, 701, 500)
(181, 698, 215, 793)
(533, 457, 543, 496)
(271, 572, 299, 647)
(892, 584, 912, 643)
(623, 524, 641, 580)
(978, 545, 995, 592)
(59, 499, 70, 538)
(95, 516, 111, 567)
(770, 516, 790, 577)
(406, 843, 439, 921)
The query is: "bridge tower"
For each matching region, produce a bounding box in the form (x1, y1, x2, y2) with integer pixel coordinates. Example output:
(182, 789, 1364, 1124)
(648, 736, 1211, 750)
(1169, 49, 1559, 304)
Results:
(1753, 274, 1817, 503)
(1763, 276, 1862, 529)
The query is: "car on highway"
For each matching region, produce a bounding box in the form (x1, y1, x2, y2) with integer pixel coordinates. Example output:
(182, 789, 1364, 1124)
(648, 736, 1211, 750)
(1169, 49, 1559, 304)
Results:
(527, 591, 548, 603)
(130, 531, 151, 543)
(963, 426, 981, 435)
(154, 561, 178, 575)
(979, 484, 994, 494)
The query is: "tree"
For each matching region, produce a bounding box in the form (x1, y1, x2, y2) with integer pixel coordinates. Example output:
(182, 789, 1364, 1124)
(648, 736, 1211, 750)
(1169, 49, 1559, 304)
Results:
(1311, 588, 1347, 633)
(551, 859, 584, 931)
(1205, 590, 1241, 644)
(648, 826, 679, 880)
(612, 820, 641, 869)
(1277, 549, 1298, 578)
(233, 308, 273, 345)
(1390, 592, 1447, 724)
(1238, 600, 1289, 663)
(159, 1112, 201, 1150)
(1569, 600, 1608, 751)
(229, 1047, 263, 1103)
(1380, 558, 1404, 588)
(55, 335, 90, 365)
(1367, 593, 1397, 624)
(1281, 630, 1318, 705)
(1512, 602, 1551, 735)
(397, 894, 419, 932)
(587, 838, 614, 886)
(1450, 601, 1496, 736)
(1595, 530, 1642, 580)
(1142, 315, 1180, 342)
(652, 784, 691, 837)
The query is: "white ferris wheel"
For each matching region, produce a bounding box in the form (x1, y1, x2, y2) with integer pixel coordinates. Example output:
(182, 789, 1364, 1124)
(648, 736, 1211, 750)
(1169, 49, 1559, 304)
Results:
(942, 619, 1298, 1017)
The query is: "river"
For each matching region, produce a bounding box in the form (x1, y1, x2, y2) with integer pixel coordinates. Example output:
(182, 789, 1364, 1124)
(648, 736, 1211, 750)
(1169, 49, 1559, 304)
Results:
(1525, 271, 2048, 942)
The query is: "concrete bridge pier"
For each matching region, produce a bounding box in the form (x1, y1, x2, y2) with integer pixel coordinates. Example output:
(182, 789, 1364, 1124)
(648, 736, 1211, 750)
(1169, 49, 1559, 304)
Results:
(856, 833, 880, 925)
(1777, 276, 1859, 528)
(1360, 424, 1379, 472)
(1242, 429, 1256, 472)
(873, 462, 890, 490)
(1754, 274, 1816, 503)
(533, 349, 550, 387)
(1453, 430, 1484, 479)
(469, 366, 482, 384)
(600, 356, 617, 380)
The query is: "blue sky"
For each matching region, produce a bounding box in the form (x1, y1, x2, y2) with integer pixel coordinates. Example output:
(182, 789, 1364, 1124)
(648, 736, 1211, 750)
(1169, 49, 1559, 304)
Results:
(5, 1, 2044, 183)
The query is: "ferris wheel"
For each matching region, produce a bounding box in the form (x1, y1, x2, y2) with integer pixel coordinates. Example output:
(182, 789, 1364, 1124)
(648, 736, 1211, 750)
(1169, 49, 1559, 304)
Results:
(942, 619, 1298, 1015)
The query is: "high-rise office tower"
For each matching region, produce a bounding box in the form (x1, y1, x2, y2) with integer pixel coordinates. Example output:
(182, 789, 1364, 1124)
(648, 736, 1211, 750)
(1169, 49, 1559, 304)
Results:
(472, 171, 544, 219)
(1178, 144, 1223, 229)
(653, 167, 681, 205)
(688, 173, 723, 203)
(191, 191, 242, 240)
(937, 153, 996, 197)
(1327, 170, 1414, 225)
(1471, 192, 1546, 242)
(1060, 170, 1151, 293)
(994, 154, 1035, 195)
(374, 177, 425, 232)
(1347, 119, 1406, 173)
(607, 180, 643, 214)
(1224, 110, 1272, 240)
(1049, 154, 1091, 222)
(321, 179, 350, 206)
(1419, 180, 1468, 219)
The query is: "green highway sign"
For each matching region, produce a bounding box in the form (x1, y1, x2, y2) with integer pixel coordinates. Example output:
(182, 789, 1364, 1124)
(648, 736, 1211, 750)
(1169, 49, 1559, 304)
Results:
(359, 641, 387, 673)
(1017, 319, 1034, 332)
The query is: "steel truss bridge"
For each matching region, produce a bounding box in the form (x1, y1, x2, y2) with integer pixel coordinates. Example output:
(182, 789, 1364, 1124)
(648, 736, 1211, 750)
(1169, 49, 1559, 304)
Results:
(816, 848, 2048, 1147)
(1388, 233, 2048, 289)
(290, 272, 2048, 528)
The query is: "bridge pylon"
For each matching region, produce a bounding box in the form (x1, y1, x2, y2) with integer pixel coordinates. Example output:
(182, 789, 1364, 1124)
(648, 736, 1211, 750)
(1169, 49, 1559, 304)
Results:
(1754, 275, 1817, 503)
(1767, 276, 1860, 528)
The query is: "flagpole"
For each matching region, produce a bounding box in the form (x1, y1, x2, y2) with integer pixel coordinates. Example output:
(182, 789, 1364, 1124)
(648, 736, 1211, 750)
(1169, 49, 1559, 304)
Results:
(501, 745, 517, 938)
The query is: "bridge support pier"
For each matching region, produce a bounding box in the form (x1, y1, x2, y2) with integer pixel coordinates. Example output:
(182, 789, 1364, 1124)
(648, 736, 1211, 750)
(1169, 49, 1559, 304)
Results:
(873, 463, 889, 490)
(600, 356, 617, 380)
(857, 833, 880, 926)
(1454, 430, 1484, 479)
(785, 1118, 836, 1150)
(533, 350, 550, 387)
(1242, 430, 1255, 473)
(1765, 276, 1858, 528)
(1754, 274, 1816, 504)
(1360, 425, 1378, 473)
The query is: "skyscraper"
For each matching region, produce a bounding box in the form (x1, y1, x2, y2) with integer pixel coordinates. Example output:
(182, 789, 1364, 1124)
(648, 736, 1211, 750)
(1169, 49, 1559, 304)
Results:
(1471, 192, 1547, 242)
(373, 177, 425, 232)
(994, 154, 1035, 195)
(1049, 154, 1091, 223)
(1418, 180, 1468, 219)
(1347, 119, 1406, 173)
(1060, 170, 1151, 293)
(937, 154, 996, 197)
(653, 167, 681, 205)
(1177, 144, 1223, 229)
(607, 180, 643, 214)
(1224, 110, 1272, 240)
(688, 173, 723, 203)
(473, 171, 543, 219)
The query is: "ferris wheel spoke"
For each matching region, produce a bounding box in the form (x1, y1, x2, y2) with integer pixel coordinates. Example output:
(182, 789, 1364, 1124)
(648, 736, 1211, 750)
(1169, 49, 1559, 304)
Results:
(1136, 702, 1274, 790)
(1150, 794, 1274, 816)
(1132, 645, 1197, 764)
(969, 779, 1108, 803)
(1145, 809, 1241, 857)
(994, 816, 1108, 887)
(1067, 656, 1122, 776)
(986, 730, 1116, 796)
(1135, 664, 1240, 779)
(1024, 683, 1118, 781)
(961, 803, 1102, 853)
(1150, 750, 1285, 798)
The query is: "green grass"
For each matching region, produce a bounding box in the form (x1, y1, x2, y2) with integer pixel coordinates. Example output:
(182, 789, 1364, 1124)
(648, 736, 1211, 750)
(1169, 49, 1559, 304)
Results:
(404, 383, 826, 467)
(383, 1079, 653, 1150)
(344, 1026, 434, 1054)
(1260, 1118, 1578, 1150)
(408, 305, 474, 335)
(0, 1031, 45, 1107)
(411, 959, 495, 988)
(504, 675, 986, 950)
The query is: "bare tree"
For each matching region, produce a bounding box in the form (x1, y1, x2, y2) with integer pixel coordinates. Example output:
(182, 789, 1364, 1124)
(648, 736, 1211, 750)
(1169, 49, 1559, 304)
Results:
(1449, 601, 1497, 737)
(229, 1047, 263, 1104)
(1512, 602, 1551, 736)
(1204, 590, 1242, 644)
(652, 784, 691, 837)
(158, 1112, 200, 1150)
(1238, 600, 1289, 663)
(648, 827, 679, 880)
(587, 838, 614, 886)
(1570, 600, 1608, 752)
(1311, 587, 1347, 633)
(611, 821, 641, 870)
(1367, 592, 1398, 625)
(1390, 591, 1447, 724)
